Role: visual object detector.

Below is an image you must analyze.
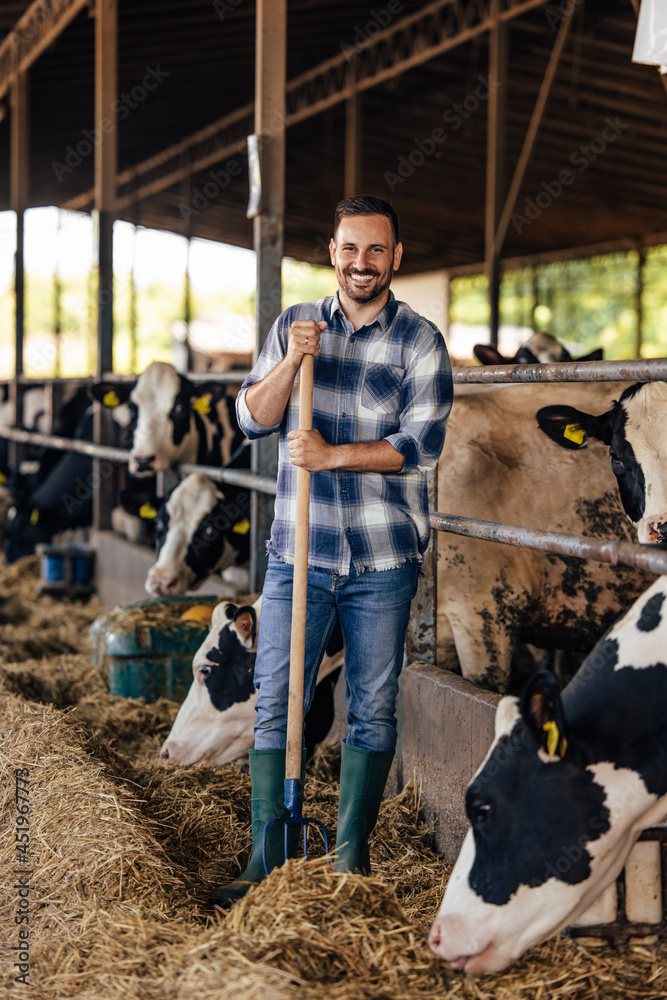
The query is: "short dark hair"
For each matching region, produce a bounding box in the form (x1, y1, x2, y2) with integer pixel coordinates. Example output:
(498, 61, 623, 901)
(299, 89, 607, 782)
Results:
(333, 195, 399, 246)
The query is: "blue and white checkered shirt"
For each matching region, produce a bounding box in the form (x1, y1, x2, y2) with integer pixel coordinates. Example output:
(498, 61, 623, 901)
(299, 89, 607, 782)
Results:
(236, 291, 452, 574)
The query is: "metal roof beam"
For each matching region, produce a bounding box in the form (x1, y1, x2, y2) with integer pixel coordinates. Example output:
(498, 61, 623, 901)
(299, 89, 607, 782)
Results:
(62, 0, 550, 213)
(0, 0, 90, 103)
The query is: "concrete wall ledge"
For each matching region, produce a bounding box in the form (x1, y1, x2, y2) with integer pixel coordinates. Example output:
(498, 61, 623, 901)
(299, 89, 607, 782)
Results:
(396, 662, 501, 862)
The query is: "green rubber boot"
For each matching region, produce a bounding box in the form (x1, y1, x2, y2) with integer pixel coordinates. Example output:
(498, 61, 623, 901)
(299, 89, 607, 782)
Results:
(334, 742, 395, 875)
(209, 747, 304, 907)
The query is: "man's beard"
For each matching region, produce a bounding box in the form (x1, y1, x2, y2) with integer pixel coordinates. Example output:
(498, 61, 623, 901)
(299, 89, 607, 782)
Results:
(338, 266, 393, 303)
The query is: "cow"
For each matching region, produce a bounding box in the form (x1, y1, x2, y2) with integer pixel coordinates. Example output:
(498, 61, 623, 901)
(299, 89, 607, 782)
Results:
(473, 331, 603, 367)
(428, 378, 667, 973)
(536, 380, 667, 545)
(89, 360, 247, 477)
(118, 472, 250, 596)
(428, 578, 667, 973)
(160, 596, 343, 767)
(437, 380, 653, 692)
(3, 389, 106, 563)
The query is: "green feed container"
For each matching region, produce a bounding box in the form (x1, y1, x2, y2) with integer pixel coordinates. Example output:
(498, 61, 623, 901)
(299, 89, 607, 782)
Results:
(89, 596, 219, 703)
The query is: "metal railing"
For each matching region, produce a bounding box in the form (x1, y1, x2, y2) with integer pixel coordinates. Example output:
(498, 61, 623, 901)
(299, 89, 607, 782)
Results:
(2, 357, 666, 580)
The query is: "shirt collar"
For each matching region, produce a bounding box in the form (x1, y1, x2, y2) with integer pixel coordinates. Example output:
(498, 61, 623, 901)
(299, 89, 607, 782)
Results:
(329, 289, 398, 334)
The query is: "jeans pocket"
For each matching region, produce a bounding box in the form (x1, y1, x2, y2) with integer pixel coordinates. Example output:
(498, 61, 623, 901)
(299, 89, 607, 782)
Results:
(361, 363, 404, 414)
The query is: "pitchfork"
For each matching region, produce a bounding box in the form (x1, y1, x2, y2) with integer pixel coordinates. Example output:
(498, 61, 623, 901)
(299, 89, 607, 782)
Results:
(262, 351, 330, 872)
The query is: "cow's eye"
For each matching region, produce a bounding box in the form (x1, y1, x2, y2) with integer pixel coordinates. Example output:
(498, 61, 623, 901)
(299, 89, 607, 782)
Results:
(197, 664, 211, 681)
(472, 801, 492, 825)
(610, 451, 624, 469)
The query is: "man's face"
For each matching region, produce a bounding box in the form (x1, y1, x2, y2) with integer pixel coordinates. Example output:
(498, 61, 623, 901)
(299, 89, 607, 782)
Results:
(330, 214, 403, 306)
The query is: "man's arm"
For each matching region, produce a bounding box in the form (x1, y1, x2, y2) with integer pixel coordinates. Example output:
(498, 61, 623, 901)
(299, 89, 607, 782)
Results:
(287, 430, 405, 473)
(244, 320, 326, 428)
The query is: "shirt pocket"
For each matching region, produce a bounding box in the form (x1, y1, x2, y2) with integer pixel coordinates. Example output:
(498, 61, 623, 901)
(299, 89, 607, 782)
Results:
(361, 363, 405, 415)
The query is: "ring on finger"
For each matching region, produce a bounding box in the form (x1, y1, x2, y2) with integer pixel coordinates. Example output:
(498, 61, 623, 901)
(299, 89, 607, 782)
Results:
(305, 338, 309, 344)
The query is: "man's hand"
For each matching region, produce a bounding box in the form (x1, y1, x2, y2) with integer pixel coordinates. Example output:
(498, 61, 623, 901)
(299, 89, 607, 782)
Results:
(286, 320, 327, 369)
(287, 429, 336, 471)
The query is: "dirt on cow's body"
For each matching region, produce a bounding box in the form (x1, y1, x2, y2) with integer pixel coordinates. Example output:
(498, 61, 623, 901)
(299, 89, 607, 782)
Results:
(2, 559, 667, 1000)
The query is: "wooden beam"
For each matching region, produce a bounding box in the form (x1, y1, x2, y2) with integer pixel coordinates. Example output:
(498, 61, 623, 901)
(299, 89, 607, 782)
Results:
(10, 70, 28, 392)
(485, 1, 507, 346)
(251, 0, 286, 591)
(344, 93, 363, 198)
(493, 4, 575, 259)
(93, 0, 117, 533)
(94, 0, 117, 378)
(0, 0, 90, 103)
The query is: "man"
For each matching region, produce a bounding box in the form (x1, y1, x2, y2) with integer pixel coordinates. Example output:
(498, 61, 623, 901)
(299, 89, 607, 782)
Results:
(210, 195, 452, 906)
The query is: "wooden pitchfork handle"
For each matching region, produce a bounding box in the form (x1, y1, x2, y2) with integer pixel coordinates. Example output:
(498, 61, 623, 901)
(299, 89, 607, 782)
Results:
(285, 352, 314, 782)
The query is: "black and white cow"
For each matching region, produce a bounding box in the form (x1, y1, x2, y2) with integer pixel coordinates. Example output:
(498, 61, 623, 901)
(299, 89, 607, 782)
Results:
(160, 596, 343, 766)
(118, 472, 250, 596)
(429, 378, 667, 973)
(474, 331, 603, 367)
(537, 381, 667, 545)
(3, 389, 106, 563)
(90, 361, 247, 477)
(429, 575, 667, 973)
(437, 380, 652, 691)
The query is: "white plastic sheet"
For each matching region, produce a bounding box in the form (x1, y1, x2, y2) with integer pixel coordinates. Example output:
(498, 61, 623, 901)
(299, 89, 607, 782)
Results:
(632, 0, 667, 74)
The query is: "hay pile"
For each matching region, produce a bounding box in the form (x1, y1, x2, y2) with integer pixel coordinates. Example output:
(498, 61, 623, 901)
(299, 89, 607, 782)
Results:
(3, 561, 667, 999)
(0, 555, 102, 662)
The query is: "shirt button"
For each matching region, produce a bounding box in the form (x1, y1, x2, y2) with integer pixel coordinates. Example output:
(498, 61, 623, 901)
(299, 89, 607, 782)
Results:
(349, 337, 355, 343)
(341, 412, 347, 418)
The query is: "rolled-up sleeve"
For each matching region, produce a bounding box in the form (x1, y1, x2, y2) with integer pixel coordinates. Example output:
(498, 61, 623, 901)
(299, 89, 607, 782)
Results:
(235, 316, 290, 440)
(384, 325, 453, 473)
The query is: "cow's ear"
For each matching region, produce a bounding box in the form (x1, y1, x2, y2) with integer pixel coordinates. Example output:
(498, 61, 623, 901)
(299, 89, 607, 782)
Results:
(520, 671, 568, 757)
(190, 382, 227, 415)
(575, 348, 604, 363)
(536, 404, 609, 450)
(233, 605, 257, 648)
(89, 381, 133, 407)
(117, 487, 160, 519)
(473, 344, 508, 366)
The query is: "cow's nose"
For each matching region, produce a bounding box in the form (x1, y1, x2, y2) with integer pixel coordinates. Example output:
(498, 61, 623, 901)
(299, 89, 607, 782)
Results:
(150, 572, 179, 595)
(161, 745, 170, 760)
(134, 454, 156, 472)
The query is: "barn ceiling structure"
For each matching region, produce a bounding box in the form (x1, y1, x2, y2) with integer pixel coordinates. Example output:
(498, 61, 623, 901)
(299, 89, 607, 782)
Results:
(0, 0, 666, 345)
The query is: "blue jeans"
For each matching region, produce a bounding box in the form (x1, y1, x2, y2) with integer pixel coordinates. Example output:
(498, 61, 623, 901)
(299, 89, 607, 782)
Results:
(253, 556, 419, 752)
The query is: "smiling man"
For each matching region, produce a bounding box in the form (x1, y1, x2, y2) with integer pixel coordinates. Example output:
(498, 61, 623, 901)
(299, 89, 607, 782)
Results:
(209, 194, 453, 906)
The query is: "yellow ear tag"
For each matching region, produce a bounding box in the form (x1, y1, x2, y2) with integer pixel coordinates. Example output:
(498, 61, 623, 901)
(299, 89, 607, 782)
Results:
(139, 503, 157, 520)
(543, 720, 567, 757)
(102, 390, 120, 408)
(30, 508, 39, 525)
(193, 396, 211, 415)
(0, 471, 6, 484)
(563, 423, 584, 445)
(232, 518, 250, 535)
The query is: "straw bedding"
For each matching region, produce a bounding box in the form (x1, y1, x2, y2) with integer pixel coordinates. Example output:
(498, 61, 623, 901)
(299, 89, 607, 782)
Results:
(3, 560, 667, 999)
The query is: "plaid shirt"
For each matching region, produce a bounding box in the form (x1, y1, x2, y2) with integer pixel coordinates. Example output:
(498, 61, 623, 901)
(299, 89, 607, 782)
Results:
(236, 291, 453, 574)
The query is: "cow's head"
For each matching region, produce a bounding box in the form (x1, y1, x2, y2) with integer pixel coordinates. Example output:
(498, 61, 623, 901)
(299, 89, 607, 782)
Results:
(137, 473, 250, 596)
(537, 381, 667, 545)
(474, 332, 603, 367)
(160, 597, 260, 767)
(89, 362, 227, 476)
(428, 653, 666, 974)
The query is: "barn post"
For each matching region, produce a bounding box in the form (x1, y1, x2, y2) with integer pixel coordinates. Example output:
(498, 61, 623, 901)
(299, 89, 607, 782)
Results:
(10, 69, 28, 440)
(93, 0, 118, 532)
(344, 93, 363, 197)
(250, 0, 287, 592)
(635, 246, 645, 359)
(485, 0, 506, 349)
